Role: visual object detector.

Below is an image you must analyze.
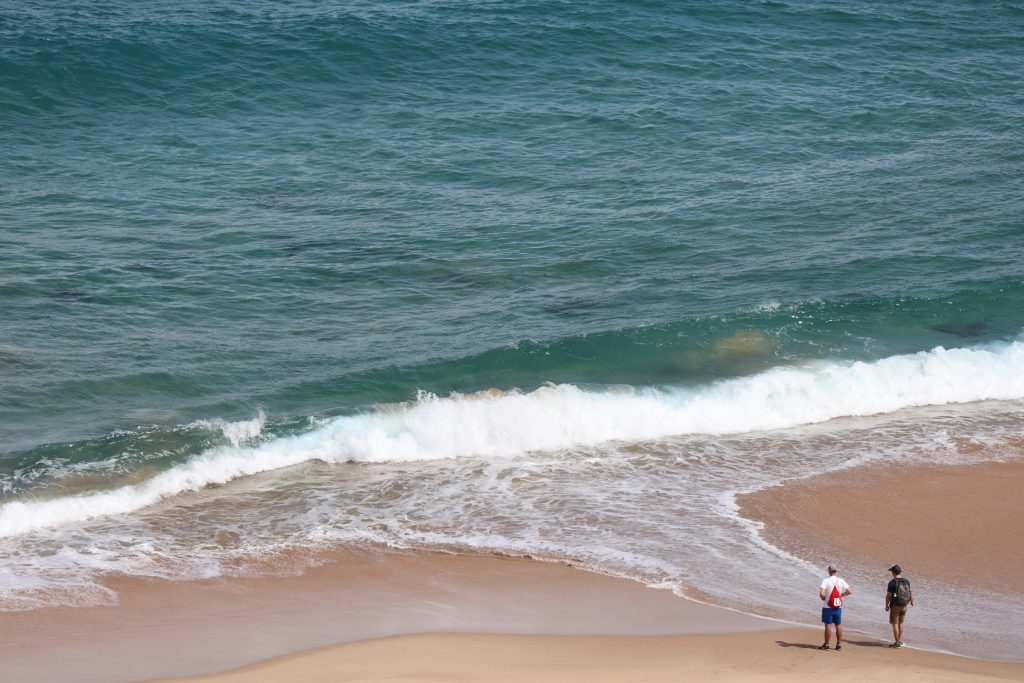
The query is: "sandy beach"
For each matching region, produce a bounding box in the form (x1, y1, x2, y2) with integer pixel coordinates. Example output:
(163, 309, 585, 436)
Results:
(3, 457, 1021, 682)
(142, 457, 1024, 683)
(0, 548, 775, 683)
(148, 631, 1023, 683)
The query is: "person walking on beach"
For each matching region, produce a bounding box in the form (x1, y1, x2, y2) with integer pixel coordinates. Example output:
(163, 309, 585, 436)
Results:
(819, 564, 852, 650)
(885, 564, 914, 648)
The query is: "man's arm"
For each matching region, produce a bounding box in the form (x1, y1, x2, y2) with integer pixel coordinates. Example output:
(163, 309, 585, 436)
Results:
(885, 581, 892, 611)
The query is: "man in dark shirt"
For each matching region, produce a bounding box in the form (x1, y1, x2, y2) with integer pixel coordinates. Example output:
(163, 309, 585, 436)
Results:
(885, 564, 915, 648)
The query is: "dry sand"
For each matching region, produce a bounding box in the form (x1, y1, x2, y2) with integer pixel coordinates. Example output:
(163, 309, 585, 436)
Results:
(148, 630, 1023, 683)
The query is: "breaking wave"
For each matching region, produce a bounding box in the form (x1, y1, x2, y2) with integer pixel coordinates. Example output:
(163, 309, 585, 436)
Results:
(2, 340, 1023, 537)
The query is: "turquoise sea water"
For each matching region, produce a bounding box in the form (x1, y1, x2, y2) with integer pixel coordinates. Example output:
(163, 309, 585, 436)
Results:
(2, 0, 1024, 660)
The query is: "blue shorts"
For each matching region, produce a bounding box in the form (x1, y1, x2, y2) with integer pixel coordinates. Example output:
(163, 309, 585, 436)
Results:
(821, 607, 842, 624)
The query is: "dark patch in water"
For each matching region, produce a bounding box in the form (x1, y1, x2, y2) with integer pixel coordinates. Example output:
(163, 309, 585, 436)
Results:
(282, 238, 339, 257)
(541, 296, 605, 318)
(49, 288, 91, 302)
(930, 321, 988, 338)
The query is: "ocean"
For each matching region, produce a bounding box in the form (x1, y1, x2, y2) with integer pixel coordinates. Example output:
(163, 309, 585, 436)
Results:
(2, 0, 1023, 661)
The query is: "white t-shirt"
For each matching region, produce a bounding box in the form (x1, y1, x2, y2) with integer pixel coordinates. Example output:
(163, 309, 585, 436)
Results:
(820, 576, 850, 608)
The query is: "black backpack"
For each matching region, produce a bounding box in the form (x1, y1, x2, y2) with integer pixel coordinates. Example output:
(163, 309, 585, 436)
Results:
(891, 578, 912, 607)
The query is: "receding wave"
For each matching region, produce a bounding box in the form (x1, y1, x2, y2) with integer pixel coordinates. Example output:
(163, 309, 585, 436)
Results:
(2, 340, 1023, 537)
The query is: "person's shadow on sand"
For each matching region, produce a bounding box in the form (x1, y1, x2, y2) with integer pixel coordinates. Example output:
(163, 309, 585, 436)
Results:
(775, 641, 821, 650)
(846, 640, 890, 648)
(776, 640, 889, 650)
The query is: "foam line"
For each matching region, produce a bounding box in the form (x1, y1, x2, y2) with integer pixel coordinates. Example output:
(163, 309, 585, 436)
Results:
(3, 341, 1023, 537)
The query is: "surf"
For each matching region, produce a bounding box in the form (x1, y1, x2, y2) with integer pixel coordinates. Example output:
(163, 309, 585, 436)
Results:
(3, 339, 1024, 538)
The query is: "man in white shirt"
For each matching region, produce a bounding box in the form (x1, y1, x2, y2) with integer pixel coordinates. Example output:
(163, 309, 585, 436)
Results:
(818, 563, 852, 650)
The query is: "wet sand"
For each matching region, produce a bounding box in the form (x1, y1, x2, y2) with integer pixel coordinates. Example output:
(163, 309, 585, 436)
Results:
(0, 548, 775, 683)
(738, 458, 1024, 592)
(138, 458, 1024, 683)
(6, 460, 1024, 682)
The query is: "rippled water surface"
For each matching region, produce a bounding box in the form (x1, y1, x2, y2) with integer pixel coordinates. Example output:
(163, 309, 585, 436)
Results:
(2, 0, 1023, 660)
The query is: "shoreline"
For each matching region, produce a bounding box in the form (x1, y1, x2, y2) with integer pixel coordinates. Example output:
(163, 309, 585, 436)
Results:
(0, 548, 777, 683)
(143, 456, 1024, 682)
(737, 458, 1024, 593)
(5, 458, 1023, 681)
(736, 456, 1024, 662)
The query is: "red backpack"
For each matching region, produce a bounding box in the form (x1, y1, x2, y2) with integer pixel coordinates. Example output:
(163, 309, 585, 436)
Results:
(827, 579, 843, 608)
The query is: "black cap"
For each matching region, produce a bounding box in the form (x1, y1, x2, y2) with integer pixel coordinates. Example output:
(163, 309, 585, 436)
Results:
(889, 564, 901, 573)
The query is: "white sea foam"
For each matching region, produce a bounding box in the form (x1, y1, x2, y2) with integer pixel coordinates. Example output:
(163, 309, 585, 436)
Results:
(750, 299, 781, 313)
(3, 341, 1024, 538)
(192, 409, 267, 446)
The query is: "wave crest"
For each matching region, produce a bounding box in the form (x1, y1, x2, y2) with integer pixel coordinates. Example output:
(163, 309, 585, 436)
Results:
(2, 341, 1023, 537)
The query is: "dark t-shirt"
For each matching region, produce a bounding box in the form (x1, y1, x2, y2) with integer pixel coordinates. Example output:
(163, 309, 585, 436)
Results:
(888, 577, 911, 606)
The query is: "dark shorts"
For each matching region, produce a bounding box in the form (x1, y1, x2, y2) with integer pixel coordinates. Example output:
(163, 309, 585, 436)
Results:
(889, 604, 908, 625)
(821, 607, 842, 625)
